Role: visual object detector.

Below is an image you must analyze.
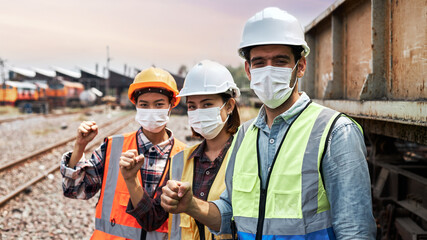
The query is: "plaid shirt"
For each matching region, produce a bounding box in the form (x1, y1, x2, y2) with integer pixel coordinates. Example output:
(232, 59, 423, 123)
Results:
(189, 136, 233, 201)
(60, 127, 174, 200)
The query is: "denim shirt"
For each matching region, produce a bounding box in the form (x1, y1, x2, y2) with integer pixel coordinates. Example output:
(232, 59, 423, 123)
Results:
(212, 93, 377, 239)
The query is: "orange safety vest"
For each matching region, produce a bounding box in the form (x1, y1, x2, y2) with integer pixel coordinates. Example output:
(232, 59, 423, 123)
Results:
(91, 131, 186, 240)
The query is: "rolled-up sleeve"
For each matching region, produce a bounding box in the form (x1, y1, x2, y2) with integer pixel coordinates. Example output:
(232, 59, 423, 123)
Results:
(322, 117, 377, 239)
(60, 142, 105, 200)
(210, 188, 233, 234)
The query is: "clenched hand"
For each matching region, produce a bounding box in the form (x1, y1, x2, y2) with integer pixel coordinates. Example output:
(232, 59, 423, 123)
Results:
(119, 149, 145, 181)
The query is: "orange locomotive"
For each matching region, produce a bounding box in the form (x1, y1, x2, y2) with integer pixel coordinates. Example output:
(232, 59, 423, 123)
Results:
(0, 78, 84, 112)
(46, 78, 84, 108)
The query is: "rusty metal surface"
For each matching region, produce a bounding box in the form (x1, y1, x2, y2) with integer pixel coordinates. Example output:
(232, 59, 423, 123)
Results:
(305, 0, 346, 32)
(395, 218, 427, 240)
(315, 19, 333, 99)
(391, 0, 427, 100)
(314, 100, 427, 126)
(344, 0, 372, 99)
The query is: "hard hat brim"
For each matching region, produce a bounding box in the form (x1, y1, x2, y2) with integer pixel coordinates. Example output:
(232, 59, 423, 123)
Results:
(128, 81, 181, 107)
(238, 42, 310, 59)
(177, 88, 240, 98)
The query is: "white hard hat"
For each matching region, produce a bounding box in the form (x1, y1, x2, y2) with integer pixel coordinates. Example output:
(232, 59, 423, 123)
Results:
(238, 7, 310, 58)
(178, 60, 241, 98)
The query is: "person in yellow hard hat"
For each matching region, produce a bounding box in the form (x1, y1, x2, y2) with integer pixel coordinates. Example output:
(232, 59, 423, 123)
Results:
(60, 67, 186, 240)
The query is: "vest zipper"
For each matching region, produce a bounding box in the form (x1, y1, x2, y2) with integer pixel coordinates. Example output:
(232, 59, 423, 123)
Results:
(254, 101, 312, 240)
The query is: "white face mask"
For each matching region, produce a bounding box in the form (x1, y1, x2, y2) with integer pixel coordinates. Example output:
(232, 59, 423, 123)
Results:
(249, 62, 298, 109)
(135, 107, 170, 133)
(187, 102, 228, 140)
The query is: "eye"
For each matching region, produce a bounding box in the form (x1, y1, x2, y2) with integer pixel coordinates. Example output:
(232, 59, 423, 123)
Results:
(138, 103, 148, 108)
(252, 61, 264, 67)
(273, 58, 289, 66)
(202, 103, 213, 108)
(187, 105, 196, 110)
(156, 103, 165, 107)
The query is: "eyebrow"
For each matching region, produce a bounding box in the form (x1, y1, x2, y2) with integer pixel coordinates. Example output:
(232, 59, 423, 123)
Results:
(138, 99, 166, 103)
(186, 98, 214, 104)
(273, 55, 291, 60)
(251, 54, 291, 62)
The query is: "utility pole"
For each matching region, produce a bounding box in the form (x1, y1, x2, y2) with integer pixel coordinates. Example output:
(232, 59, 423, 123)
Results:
(0, 58, 6, 106)
(106, 46, 111, 96)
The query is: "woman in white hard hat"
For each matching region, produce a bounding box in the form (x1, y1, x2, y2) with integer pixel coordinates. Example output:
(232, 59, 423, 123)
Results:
(60, 67, 186, 240)
(128, 60, 241, 240)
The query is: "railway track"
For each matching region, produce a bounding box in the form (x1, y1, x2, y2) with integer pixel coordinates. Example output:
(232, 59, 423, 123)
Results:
(0, 113, 134, 206)
(0, 106, 104, 125)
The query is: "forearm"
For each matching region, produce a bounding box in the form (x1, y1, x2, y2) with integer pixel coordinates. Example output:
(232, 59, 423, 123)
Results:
(69, 143, 86, 168)
(124, 177, 144, 207)
(187, 197, 222, 232)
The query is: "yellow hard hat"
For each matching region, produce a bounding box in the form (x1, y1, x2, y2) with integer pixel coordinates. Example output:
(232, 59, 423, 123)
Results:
(128, 67, 180, 107)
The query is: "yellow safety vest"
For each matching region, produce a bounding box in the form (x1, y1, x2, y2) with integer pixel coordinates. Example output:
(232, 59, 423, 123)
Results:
(226, 102, 361, 239)
(168, 144, 233, 240)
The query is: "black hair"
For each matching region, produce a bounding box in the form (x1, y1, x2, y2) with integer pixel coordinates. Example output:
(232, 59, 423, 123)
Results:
(241, 45, 304, 64)
(133, 87, 173, 103)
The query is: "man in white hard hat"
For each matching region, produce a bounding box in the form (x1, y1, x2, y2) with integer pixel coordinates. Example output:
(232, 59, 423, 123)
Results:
(161, 7, 377, 239)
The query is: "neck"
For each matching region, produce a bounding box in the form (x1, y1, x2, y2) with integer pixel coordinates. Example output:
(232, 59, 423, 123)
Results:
(264, 90, 300, 128)
(143, 127, 169, 145)
(204, 128, 231, 159)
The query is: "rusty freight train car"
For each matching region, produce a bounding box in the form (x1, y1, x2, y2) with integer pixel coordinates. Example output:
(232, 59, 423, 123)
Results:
(301, 0, 426, 239)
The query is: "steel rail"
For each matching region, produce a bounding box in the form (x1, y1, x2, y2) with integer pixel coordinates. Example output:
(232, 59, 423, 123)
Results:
(0, 113, 132, 172)
(0, 106, 105, 124)
(0, 115, 134, 207)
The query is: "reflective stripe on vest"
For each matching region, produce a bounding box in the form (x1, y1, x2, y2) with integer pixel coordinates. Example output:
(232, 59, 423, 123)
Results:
(231, 102, 341, 239)
(95, 134, 142, 240)
(169, 145, 231, 240)
(93, 132, 186, 240)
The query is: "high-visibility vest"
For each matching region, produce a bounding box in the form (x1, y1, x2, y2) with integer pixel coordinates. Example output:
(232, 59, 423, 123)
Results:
(92, 131, 186, 240)
(168, 144, 233, 240)
(226, 102, 362, 239)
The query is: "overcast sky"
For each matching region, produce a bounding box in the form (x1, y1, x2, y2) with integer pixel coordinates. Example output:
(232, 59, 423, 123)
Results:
(0, 0, 336, 76)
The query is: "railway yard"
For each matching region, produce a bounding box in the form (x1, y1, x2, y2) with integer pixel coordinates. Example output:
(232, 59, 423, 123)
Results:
(0, 107, 199, 239)
(0, 0, 426, 239)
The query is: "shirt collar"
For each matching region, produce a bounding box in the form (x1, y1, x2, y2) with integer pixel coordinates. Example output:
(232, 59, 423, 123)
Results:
(137, 127, 174, 155)
(189, 135, 234, 163)
(253, 92, 311, 129)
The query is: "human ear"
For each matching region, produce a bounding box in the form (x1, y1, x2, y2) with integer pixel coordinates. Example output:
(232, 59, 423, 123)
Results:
(226, 98, 236, 114)
(297, 56, 306, 78)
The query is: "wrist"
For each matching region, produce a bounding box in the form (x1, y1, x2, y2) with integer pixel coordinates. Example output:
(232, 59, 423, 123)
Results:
(73, 143, 87, 153)
(125, 175, 141, 186)
(186, 196, 198, 215)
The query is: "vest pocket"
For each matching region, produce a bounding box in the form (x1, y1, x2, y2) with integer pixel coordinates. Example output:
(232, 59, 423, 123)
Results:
(180, 214, 198, 239)
(270, 189, 302, 218)
(119, 193, 130, 207)
(232, 173, 258, 217)
(179, 213, 192, 228)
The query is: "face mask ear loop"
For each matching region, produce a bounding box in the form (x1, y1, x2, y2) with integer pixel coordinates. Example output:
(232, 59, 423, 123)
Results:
(290, 59, 300, 89)
(167, 104, 172, 117)
(219, 100, 229, 123)
(219, 101, 227, 110)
